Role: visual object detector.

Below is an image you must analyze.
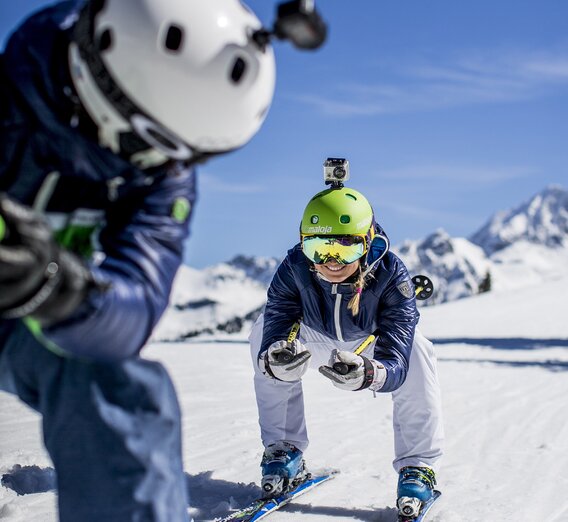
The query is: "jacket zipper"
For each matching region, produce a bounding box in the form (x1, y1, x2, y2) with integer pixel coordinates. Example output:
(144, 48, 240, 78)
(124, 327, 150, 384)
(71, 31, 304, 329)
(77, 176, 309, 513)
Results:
(332, 284, 344, 341)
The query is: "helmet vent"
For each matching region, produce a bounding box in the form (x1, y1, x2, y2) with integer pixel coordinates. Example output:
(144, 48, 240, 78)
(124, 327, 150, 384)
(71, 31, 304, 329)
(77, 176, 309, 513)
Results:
(345, 193, 357, 201)
(340, 215, 350, 224)
(98, 29, 113, 52)
(230, 57, 247, 83)
(164, 25, 184, 52)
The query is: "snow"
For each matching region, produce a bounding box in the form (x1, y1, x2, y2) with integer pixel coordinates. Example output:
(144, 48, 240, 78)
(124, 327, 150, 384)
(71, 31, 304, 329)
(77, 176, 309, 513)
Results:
(2, 277, 568, 521)
(394, 230, 492, 303)
(152, 262, 268, 341)
(471, 185, 568, 253)
(488, 242, 568, 292)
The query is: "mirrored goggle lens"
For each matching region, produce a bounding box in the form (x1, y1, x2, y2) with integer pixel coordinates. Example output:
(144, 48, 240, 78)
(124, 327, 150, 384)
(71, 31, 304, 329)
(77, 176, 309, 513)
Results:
(302, 235, 366, 264)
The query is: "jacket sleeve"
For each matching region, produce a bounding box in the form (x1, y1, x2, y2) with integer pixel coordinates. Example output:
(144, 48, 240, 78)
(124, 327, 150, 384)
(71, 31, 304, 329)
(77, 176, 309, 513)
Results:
(373, 255, 419, 392)
(43, 166, 196, 361)
(0, 10, 195, 362)
(258, 253, 303, 361)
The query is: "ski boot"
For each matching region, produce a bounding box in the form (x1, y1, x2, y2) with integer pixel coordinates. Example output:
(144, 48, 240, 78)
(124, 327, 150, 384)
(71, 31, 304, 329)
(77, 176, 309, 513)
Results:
(396, 466, 437, 519)
(260, 441, 308, 498)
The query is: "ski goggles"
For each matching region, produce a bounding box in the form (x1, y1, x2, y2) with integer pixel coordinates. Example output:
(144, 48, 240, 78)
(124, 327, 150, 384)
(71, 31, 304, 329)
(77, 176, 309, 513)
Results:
(301, 235, 368, 265)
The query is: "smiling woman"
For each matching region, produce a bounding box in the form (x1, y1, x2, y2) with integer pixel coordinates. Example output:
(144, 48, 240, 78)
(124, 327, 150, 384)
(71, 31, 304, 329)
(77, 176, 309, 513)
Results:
(299, 186, 389, 311)
(248, 165, 444, 519)
(313, 258, 360, 283)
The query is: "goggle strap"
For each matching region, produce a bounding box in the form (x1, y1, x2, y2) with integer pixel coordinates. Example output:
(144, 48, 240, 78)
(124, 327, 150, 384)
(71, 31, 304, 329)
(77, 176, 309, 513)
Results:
(361, 233, 390, 277)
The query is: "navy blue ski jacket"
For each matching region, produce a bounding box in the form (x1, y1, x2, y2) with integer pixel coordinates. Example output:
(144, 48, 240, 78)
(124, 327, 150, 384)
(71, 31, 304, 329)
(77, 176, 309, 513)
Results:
(0, 2, 196, 361)
(260, 238, 419, 392)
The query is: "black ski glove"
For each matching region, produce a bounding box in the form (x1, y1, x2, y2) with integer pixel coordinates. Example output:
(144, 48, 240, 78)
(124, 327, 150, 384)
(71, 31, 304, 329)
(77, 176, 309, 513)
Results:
(0, 194, 93, 327)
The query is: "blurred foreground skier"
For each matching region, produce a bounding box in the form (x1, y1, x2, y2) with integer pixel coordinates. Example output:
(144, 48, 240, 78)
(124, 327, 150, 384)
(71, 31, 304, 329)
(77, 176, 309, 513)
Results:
(250, 159, 444, 519)
(0, 1, 326, 520)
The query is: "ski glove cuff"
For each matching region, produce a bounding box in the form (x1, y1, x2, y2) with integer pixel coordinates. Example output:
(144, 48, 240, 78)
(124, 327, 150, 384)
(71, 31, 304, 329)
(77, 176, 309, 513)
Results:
(0, 194, 95, 327)
(262, 339, 311, 382)
(318, 350, 386, 391)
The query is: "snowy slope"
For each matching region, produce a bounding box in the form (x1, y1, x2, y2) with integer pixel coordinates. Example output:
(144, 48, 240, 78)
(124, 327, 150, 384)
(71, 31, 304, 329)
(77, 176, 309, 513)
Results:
(2, 277, 568, 522)
(151, 258, 273, 342)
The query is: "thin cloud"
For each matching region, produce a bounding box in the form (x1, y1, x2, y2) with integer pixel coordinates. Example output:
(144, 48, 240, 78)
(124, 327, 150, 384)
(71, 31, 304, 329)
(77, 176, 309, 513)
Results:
(376, 164, 536, 184)
(379, 199, 479, 226)
(292, 47, 568, 117)
(363, 187, 484, 236)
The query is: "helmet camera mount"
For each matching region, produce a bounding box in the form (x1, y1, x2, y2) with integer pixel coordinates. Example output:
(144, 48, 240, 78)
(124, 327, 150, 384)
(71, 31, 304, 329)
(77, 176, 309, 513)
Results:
(323, 157, 350, 189)
(252, 0, 327, 52)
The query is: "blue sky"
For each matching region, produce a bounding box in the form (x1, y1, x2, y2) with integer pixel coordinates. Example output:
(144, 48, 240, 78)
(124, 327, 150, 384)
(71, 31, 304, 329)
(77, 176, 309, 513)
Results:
(2, 1, 568, 268)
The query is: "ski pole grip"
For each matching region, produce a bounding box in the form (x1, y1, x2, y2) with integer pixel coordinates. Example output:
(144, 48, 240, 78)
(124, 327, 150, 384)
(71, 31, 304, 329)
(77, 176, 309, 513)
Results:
(332, 361, 353, 375)
(332, 334, 376, 375)
(273, 348, 294, 364)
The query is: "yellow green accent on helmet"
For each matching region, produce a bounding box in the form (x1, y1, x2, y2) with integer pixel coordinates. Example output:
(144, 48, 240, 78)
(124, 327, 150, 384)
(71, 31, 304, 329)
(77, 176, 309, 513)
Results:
(300, 187, 374, 236)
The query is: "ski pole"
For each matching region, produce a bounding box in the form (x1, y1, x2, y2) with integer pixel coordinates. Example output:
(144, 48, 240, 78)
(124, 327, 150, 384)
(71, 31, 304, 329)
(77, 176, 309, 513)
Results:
(272, 321, 301, 364)
(412, 274, 434, 301)
(332, 275, 435, 375)
(332, 332, 376, 375)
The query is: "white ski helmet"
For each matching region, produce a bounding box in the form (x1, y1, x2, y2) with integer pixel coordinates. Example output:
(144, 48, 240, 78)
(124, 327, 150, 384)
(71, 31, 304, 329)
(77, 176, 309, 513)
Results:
(69, 0, 276, 164)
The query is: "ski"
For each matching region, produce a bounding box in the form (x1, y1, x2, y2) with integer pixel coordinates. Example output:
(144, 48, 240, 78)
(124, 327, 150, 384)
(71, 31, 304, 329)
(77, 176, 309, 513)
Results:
(398, 490, 442, 522)
(214, 470, 339, 522)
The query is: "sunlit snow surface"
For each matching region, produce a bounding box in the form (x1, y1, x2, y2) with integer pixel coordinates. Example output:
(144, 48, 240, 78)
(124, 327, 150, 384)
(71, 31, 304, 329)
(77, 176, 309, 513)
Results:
(2, 276, 568, 521)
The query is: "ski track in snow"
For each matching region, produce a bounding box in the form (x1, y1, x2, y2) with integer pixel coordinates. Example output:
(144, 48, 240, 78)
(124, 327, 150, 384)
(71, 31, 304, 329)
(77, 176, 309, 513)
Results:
(2, 281, 568, 521)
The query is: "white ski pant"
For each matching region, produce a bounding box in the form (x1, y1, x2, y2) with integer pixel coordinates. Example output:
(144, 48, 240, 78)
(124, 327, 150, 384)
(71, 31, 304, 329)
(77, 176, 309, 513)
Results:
(250, 314, 444, 472)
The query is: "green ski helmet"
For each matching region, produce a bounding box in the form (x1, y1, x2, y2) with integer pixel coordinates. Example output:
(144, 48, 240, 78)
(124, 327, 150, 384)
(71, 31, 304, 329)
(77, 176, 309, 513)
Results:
(300, 187, 376, 265)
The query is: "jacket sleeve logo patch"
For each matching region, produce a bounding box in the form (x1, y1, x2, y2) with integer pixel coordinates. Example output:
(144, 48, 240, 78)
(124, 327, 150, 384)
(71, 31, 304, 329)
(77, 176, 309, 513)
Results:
(171, 197, 191, 223)
(397, 280, 414, 299)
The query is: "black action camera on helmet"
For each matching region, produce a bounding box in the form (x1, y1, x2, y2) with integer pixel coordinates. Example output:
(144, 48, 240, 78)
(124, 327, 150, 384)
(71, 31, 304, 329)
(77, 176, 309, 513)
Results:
(252, 0, 327, 51)
(274, 0, 327, 49)
(324, 158, 350, 188)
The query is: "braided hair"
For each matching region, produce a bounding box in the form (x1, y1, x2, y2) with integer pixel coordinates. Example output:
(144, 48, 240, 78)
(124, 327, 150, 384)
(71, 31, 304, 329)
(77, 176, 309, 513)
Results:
(347, 265, 367, 316)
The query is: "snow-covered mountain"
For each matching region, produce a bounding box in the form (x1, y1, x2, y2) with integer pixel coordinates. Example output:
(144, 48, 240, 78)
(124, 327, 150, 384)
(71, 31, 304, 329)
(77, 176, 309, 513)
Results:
(393, 229, 490, 303)
(153, 185, 568, 341)
(395, 184, 568, 303)
(471, 185, 568, 254)
(152, 256, 279, 342)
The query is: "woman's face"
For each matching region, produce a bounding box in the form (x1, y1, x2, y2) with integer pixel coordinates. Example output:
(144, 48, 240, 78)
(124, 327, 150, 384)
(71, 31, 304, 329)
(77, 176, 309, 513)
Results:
(314, 259, 360, 283)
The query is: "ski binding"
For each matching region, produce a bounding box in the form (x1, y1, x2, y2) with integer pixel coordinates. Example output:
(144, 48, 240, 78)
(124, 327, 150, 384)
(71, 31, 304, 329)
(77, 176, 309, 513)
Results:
(398, 490, 442, 522)
(214, 469, 339, 522)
